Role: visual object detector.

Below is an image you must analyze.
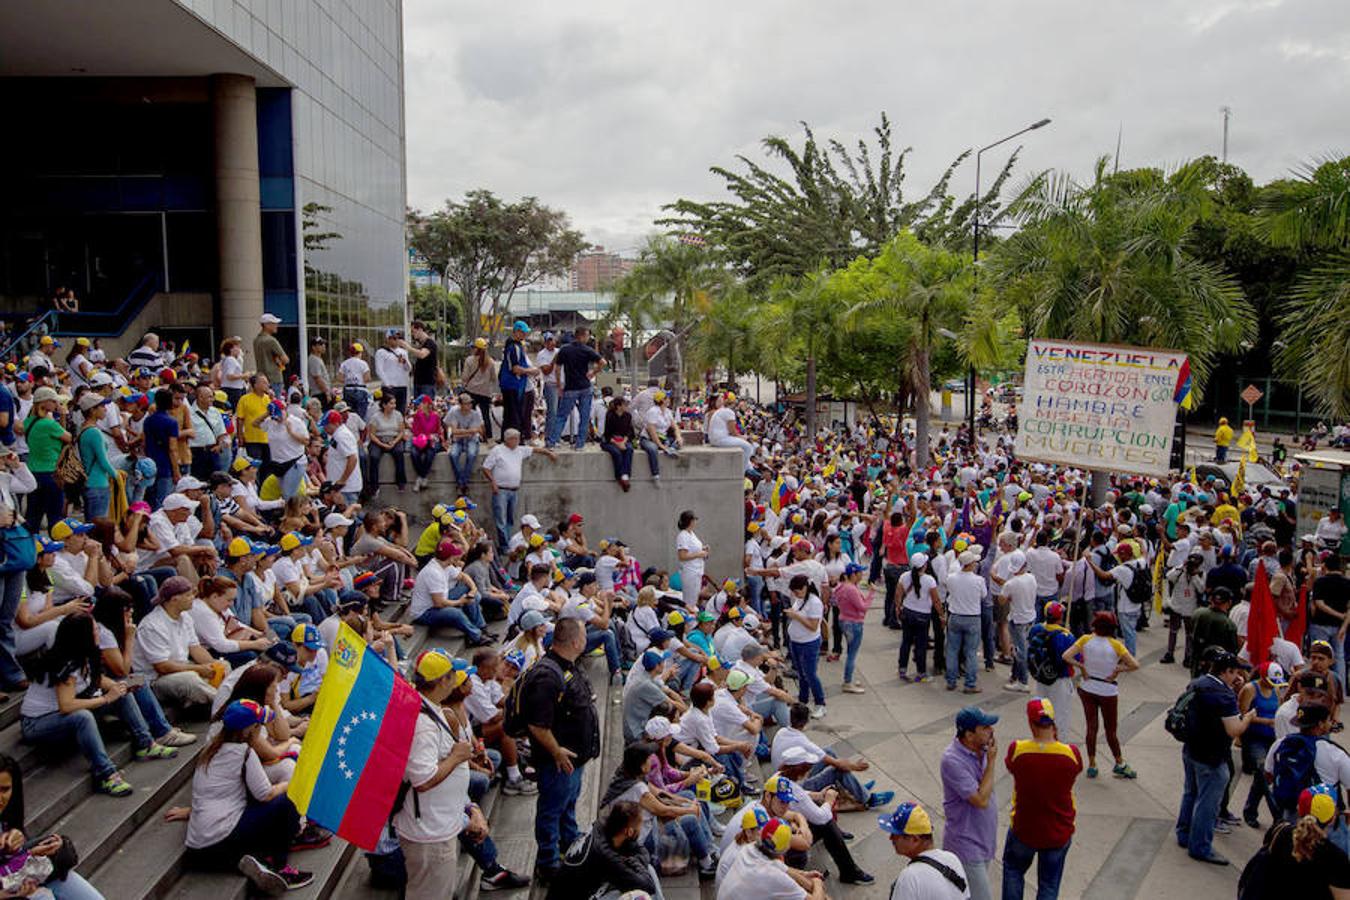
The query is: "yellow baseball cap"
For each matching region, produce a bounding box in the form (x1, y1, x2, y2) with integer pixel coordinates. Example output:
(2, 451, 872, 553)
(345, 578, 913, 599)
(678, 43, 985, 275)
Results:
(231, 456, 256, 473)
(473, 338, 488, 349)
(529, 533, 545, 548)
(75, 337, 91, 348)
(279, 532, 312, 552)
(226, 537, 255, 558)
(351, 342, 364, 353)
(414, 649, 453, 682)
(431, 504, 449, 519)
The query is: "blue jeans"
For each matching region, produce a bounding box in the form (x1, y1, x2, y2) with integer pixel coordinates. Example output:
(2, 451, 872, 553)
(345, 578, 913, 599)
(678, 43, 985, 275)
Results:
(411, 443, 438, 478)
(803, 757, 868, 804)
(48, 872, 105, 900)
(535, 760, 585, 869)
(840, 621, 864, 684)
(148, 475, 175, 511)
(450, 437, 480, 487)
(268, 613, 312, 639)
(278, 457, 305, 499)
(22, 708, 117, 779)
(1118, 607, 1139, 656)
(415, 599, 485, 641)
(1010, 621, 1031, 684)
(343, 386, 370, 420)
(600, 441, 633, 479)
(1310, 623, 1345, 689)
(543, 383, 559, 438)
(790, 636, 824, 705)
(0, 570, 26, 687)
(492, 488, 518, 550)
(638, 437, 661, 476)
(1176, 748, 1227, 859)
(84, 486, 111, 519)
(946, 613, 982, 689)
(716, 751, 747, 791)
(25, 472, 64, 534)
(549, 389, 592, 449)
(585, 624, 621, 675)
(646, 813, 713, 865)
(675, 655, 701, 692)
(750, 694, 790, 728)
(368, 443, 406, 488)
(1216, 445, 1228, 462)
(982, 604, 996, 667)
(746, 574, 766, 617)
(1001, 830, 1070, 900)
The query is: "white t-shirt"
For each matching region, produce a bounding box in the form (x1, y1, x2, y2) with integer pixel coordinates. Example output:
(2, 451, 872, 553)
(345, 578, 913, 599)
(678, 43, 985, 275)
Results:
(595, 553, 620, 591)
(264, 414, 308, 463)
(899, 572, 939, 614)
(674, 705, 720, 754)
(946, 570, 987, 616)
(1004, 572, 1039, 625)
(185, 743, 272, 849)
(677, 529, 706, 585)
(717, 844, 805, 900)
(770, 726, 826, 770)
(786, 592, 824, 644)
(1024, 547, 1065, 597)
(1265, 731, 1350, 789)
(715, 625, 754, 663)
(338, 357, 370, 387)
(710, 688, 754, 744)
(146, 510, 186, 567)
(326, 425, 362, 493)
(220, 354, 246, 390)
(644, 405, 673, 435)
(187, 599, 242, 654)
(375, 346, 411, 389)
(410, 562, 458, 620)
(707, 407, 737, 443)
(889, 849, 971, 899)
(394, 705, 470, 843)
(465, 674, 503, 725)
(131, 607, 199, 680)
(481, 444, 533, 490)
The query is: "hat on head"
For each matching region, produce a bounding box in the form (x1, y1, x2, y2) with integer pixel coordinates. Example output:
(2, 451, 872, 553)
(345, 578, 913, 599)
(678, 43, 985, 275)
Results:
(843, 562, 867, 576)
(955, 706, 1000, 733)
(161, 493, 198, 512)
(519, 610, 547, 631)
(763, 773, 797, 803)
(321, 410, 344, 428)
(259, 313, 282, 325)
(36, 536, 63, 554)
(725, 670, 751, 691)
(77, 392, 106, 412)
(641, 648, 668, 671)
(911, 552, 929, 569)
(521, 514, 541, 529)
(291, 623, 323, 650)
(1006, 550, 1027, 571)
(644, 716, 674, 740)
(414, 649, 454, 683)
(1297, 703, 1332, 728)
(725, 606, 741, 620)
(222, 699, 275, 731)
(780, 745, 822, 767)
(959, 549, 981, 567)
(435, 539, 463, 560)
(226, 536, 256, 559)
(696, 610, 717, 623)
(512, 320, 530, 333)
(154, 575, 194, 606)
(665, 610, 686, 627)
(742, 613, 761, 629)
(453, 497, 477, 511)
(1043, 601, 1065, 623)
(32, 387, 58, 404)
(1027, 697, 1056, 726)
(1258, 661, 1288, 686)
(175, 475, 206, 492)
(231, 456, 258, 473)
(502, 649, 527, 670)
(279, 532, 313, 552)
(705, 653, 724, 671)
(353, 570, 378, 590)
(264, 641, 301, 673)
(877, 801, 933, 837)
(50, 517, 94, 541)
(567, 513, 584, 525)
(323, 512, 354, 529)
(528, 533, 545, 548)
(739, 805, 770, 833)
(759, 818, 793, 856)
(1310, 639, 1335, 658)
(1300, 784, 1339, 825)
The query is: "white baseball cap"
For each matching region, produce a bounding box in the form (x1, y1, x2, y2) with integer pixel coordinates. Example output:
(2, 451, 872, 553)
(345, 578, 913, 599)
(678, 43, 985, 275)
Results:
(259, 313, 282, 325)
(161, 493, 198, 511)
(174, 475, 206, 492)
(643, 716, 673, 740)
(780, 745, 823, 766)
(521, 514, 542, 529)
(323, 512, 354, 528)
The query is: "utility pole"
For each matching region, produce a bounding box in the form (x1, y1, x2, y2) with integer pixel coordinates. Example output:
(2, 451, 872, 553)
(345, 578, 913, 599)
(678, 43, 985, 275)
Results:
(1220, 106, 1232, 163)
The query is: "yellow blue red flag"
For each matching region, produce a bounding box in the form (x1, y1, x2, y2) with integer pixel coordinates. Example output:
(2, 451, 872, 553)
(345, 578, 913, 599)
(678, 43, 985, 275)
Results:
(287, 622, 420, 850)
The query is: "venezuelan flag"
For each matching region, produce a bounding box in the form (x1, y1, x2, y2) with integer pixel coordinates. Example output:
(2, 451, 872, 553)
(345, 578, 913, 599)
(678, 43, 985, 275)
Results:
(770, 476, 788, 514)
(288, 622, 421, 850)
(1173, 358, 1195, 411)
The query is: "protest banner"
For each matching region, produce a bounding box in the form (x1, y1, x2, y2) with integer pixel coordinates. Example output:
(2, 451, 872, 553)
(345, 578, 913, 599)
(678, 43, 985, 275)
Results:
(1015, 339, 1189, 477)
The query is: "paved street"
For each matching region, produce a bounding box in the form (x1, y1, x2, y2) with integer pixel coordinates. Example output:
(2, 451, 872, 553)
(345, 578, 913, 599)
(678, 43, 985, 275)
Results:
(749, 590, 1262, 900)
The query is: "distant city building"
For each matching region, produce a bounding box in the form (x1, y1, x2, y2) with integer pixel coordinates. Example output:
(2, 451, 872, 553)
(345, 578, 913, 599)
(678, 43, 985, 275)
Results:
(569, 247, 634, 291)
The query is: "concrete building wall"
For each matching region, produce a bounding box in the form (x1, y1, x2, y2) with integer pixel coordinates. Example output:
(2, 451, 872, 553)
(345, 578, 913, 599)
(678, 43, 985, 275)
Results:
(371, 446, 746, 582)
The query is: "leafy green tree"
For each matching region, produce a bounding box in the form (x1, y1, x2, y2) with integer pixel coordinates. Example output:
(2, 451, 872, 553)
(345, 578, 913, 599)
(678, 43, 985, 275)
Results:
(407, 191, 587, 343)
(659, 114, 1017, 289)
(839, 232, 973, 466)
(1256, 156, 1350, 419)
(688, 284, 759, 385)
(409, 282, 462, 342)
(763, 271, 842, 437)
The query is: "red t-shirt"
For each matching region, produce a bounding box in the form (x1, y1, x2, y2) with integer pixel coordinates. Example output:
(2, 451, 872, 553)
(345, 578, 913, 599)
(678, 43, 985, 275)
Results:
(1005, 738, 1083, 849)
(882, 522, 909, 566)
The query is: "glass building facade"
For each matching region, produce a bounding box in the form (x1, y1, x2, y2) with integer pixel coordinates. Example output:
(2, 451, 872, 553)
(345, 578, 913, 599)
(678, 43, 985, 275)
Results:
(173, 0, 408, 365)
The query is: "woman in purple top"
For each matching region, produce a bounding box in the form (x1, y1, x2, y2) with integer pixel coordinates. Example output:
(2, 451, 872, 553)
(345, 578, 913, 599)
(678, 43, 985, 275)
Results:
(940, 706, 1000, 900)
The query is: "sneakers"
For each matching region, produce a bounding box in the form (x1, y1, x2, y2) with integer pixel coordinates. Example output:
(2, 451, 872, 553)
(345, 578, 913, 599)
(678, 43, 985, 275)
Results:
(238, 855, 286, 895)
(290, 823, 333, 852)
(1086, 766, 1099, 779)
(278, 865, 315, 890)
(962, 686, 984, 694)
(698, 861, 718, 882)
(134, 743, 178, 761)
(842, 682, 866, 694)
(841, 871, 876, 885)
(1112, 762, 1138, 779)
(1159, 653, 1175, 664)
(159, 728, 198, 747)
(914, 674, 932, 684)
(503, 777, 538, 795)
(867, 790, 895, 809)
(480, 868, 531, 891)
(1002, 681, 1030, 693)
(811, 705, 827, 719)
(96, 772, 133, 797)
(946, 682, 957, 692)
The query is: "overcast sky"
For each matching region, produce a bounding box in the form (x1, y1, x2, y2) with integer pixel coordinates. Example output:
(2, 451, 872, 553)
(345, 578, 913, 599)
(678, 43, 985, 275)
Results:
(402, 0, 1350, 253)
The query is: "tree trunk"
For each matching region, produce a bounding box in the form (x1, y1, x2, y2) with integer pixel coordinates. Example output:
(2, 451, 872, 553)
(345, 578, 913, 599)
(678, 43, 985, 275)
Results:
(914, 348, 931, 469)
(805, 354, 817, 439)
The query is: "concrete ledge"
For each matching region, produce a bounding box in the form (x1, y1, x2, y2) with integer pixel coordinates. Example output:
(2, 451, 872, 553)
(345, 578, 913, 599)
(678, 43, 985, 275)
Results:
(368, 445, 746, 581)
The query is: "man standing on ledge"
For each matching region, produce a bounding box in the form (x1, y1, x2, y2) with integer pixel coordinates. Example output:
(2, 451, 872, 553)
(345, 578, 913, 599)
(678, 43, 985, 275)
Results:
(525, 618, 600, 883)
(499, 321, 538, 437)
(254, 313, 288, 386)
(482, 428, 556, 551)
(548, 326, 606, 451)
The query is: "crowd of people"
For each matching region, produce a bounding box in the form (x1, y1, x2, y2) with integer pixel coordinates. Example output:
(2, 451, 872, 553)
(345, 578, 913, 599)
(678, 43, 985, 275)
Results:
(0, 313, 1343, 899)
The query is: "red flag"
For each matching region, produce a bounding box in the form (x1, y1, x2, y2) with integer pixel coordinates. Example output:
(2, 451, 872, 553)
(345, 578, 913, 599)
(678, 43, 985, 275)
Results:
(1285, 579, 1309, 649)
(1247, 564, 1277, 668)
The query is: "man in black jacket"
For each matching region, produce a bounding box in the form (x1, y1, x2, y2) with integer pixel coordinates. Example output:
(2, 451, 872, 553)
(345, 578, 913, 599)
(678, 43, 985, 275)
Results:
(546, 801, 657, 900)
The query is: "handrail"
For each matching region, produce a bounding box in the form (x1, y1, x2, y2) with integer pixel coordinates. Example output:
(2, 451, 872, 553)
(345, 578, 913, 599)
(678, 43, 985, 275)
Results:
(0, 272, 164, 360)
(0, 310, 55, 361)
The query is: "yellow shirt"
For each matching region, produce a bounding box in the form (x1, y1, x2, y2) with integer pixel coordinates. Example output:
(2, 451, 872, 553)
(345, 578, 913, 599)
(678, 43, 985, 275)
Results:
(414, 522, 442, 557)
(236, 392, 271, 444)
(1214, 424, 1233, 447)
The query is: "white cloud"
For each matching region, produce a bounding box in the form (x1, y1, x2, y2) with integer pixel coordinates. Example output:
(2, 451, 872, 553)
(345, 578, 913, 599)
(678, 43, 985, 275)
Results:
(403, 0, 1350, 250)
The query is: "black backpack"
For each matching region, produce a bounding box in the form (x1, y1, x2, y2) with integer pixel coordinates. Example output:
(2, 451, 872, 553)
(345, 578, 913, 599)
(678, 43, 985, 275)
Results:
(1269, 734, 1327, 814)
(1026, 627, 1062, 686)
(1123, 561, 1152, 609)
(503, 655, 566, 739)
(1164, 682, 1200, 743)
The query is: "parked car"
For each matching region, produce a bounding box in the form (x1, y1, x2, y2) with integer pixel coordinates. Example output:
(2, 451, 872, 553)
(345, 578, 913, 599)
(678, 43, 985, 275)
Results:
(1193, 461, 1285, 490)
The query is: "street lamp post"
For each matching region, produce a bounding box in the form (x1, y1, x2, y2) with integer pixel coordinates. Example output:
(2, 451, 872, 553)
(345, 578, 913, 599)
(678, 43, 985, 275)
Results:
(968, 118, 1051, 439)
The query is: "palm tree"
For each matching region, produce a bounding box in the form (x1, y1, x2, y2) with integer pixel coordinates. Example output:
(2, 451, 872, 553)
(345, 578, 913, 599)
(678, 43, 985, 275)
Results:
(688, 283, 759, 386)
(1257, 156, 1350, 419)
(841, 231, 972, 467)
(992, 158, 1254, 389)
(991, 157, 1255, 498)
(763, 271, 840, 437)
(617, 235, 727, 402)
